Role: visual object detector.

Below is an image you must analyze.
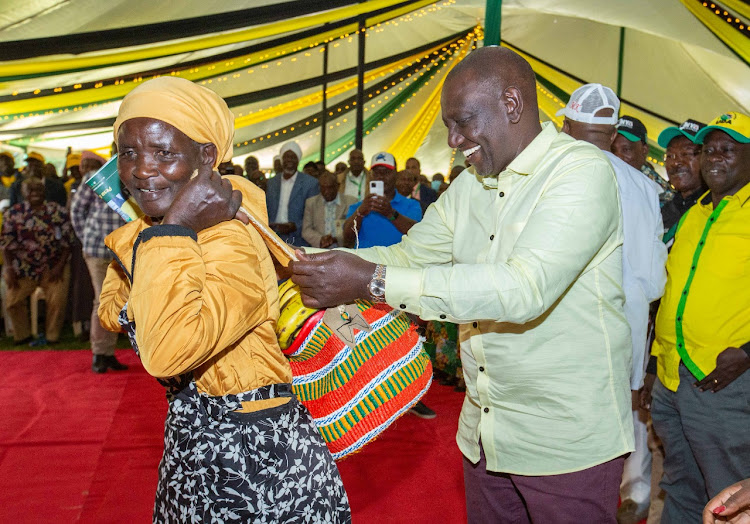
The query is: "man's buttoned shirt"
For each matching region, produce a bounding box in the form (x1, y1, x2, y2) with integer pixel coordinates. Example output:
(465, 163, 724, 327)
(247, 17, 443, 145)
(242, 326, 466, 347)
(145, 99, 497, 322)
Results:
(653, 183, 750, 392)
(351, 123, 634, 475)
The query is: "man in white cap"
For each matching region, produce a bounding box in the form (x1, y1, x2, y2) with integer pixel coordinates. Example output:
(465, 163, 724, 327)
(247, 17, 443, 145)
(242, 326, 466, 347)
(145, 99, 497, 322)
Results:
(266, 141, 319, 246)
(341, 152, 422, 249)
(558, 83, 667, 524)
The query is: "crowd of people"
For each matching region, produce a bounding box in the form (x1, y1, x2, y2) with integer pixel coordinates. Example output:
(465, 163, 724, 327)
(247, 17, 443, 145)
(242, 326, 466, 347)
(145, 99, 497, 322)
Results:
(0, 44, 748, 523)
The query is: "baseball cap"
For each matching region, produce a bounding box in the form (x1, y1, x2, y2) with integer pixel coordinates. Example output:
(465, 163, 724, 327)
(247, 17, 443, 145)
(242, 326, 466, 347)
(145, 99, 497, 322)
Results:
(370, 152, 396, 170)
(25, 151, 45, 164)
(693, 111, 750, 144)
(657, 119, 707, 148)
(66, 153, 81, 168)
(555, 83, 620, 125)
(616, 116, 648, 143)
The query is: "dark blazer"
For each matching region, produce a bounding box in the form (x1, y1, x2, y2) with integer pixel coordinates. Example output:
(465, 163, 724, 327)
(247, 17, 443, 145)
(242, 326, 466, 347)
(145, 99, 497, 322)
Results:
(266, 171, 320, 246)
(416, 184, 438, 214)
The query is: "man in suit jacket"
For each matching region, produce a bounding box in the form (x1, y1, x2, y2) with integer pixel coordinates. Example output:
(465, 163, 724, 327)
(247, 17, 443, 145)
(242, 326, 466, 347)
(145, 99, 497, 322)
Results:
(266, 141, 320, 246)
(405, 157, 437, 214)
(302, 172, 357, 248)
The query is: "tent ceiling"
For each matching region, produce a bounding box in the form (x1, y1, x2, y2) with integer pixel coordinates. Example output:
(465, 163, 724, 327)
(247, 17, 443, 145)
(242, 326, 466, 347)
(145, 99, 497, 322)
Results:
(0, 0, 747, 177)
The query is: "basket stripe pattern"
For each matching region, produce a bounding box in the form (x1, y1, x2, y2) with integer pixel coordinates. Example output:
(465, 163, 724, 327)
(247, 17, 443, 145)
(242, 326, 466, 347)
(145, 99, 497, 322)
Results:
(286, 300, 433, 460)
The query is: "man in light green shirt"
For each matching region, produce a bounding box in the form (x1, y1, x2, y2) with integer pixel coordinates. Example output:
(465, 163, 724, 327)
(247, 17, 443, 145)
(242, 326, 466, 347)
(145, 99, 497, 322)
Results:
(292, 47, 634, 522)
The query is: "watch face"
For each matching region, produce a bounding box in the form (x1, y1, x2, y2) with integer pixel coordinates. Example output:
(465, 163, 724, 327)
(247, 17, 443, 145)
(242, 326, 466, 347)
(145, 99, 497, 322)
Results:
(369, 279, 386, 297)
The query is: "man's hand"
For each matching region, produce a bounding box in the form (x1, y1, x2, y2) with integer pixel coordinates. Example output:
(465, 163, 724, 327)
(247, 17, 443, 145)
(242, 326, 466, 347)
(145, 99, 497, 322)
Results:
(703, 477, 750, 524)
(695, 347, 750, 393)
(162, 166, 246, 233)
(270, 222, 297, 235)
(367, 194, 394, 218)
(3, 265, 18, 289)
(639, 372, 657, 410)
(290, 250, 376, 308)
(319, 235, 335, 249)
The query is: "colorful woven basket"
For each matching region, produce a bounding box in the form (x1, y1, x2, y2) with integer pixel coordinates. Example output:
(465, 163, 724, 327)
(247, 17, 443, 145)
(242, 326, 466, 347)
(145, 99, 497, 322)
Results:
(276, 279, 433, 460)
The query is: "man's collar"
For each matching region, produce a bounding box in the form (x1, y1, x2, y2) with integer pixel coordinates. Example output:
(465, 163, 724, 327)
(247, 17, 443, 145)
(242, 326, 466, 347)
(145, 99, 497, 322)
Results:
(478, 123, 556, 189)
(390, 191, 406, 203)
(699, 182, 750, 208)
(324, 194, 340, 205)
(503, 122, 557, 177)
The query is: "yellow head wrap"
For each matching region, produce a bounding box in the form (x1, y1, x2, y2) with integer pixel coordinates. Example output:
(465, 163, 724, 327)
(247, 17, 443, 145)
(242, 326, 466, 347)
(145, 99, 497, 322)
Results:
(113, 77, 234, 168)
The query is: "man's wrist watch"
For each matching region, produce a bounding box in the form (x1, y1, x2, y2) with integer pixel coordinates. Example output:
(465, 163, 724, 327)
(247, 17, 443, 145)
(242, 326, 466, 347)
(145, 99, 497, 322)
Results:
(368, 264, 387, 303)
(388, 210, 400, 222)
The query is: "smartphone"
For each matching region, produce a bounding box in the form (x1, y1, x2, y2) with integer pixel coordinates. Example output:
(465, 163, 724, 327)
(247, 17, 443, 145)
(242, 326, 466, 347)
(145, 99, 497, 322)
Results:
(369, 180, 384, 197)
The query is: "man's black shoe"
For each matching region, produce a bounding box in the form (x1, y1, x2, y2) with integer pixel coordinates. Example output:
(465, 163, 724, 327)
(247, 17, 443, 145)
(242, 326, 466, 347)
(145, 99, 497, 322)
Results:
(92, 355, 108, 374)
(105, 355, 129, 371)
(408, 401, 437, 419)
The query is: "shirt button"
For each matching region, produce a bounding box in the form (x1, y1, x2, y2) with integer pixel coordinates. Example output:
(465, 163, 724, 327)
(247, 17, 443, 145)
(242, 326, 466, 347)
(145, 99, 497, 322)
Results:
(472, 322, 478, 328)
(483, 407, 489, 413)
(400, 304, 406, 309)
(677, 316, 681, 321)
(499, 192, 505, 197)
(479, 366, 485, 372)
(490, 235, 495, 240)
(440, 314, 446, 319)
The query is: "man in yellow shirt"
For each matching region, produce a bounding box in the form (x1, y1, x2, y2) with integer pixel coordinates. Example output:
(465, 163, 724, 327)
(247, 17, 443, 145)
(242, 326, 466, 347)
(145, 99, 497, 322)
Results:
(291, 47, 634, 522)
(648, 112, 750, 524)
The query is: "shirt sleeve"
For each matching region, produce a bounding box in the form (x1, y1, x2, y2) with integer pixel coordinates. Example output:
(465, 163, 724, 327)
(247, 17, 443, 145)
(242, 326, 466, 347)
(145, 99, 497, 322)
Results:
(98, 259, 131, 332)
(70, 182, 94, 241)
(353, 157, 621, 324)
(126, 222, 274, 379)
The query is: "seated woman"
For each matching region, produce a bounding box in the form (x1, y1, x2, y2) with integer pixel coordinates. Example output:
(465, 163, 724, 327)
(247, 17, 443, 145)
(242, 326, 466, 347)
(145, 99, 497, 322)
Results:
(98, 76, 350, 523)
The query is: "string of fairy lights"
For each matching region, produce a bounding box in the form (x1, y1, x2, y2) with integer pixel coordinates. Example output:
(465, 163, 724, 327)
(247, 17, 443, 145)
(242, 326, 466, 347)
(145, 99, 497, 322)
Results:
(230, 29, 475, 164)
(231, 30, 474, 154)
(0, 0, 459, 121)
(699, 0, 749, 34)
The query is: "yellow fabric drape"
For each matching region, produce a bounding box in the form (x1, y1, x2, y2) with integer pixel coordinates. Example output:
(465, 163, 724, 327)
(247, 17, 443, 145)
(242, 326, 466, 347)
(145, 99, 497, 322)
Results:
(679, 0, 749, 63)
(234, 44, 448, 130)
(0, 0, 437, 80)
(388, 40, 469, 165)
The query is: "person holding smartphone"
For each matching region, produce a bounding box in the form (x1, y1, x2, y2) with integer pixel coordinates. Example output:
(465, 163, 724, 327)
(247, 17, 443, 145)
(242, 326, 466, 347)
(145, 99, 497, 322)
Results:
(342, 152, 422, 249)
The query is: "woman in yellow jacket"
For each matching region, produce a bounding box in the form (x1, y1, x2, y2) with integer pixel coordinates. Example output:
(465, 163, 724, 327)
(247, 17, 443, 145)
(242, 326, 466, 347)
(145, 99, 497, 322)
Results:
(98, 77, 350, 523)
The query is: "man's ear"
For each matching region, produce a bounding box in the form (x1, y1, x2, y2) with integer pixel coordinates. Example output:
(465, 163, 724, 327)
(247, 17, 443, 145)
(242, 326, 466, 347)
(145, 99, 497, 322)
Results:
(199, 143, 218, 168)
(641, 142, 649, 157)
(609, 128, 618, 146)
(503, 86, 523, 124)
(561, 119, 570, 135)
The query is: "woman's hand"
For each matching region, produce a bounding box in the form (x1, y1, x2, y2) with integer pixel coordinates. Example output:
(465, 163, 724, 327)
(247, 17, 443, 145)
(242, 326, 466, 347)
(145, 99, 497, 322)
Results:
(162, 166, 245, 232)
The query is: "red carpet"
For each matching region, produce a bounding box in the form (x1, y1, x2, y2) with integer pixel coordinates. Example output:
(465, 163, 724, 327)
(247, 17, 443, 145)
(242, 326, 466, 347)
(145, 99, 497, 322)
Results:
(1, 350, 466, 523)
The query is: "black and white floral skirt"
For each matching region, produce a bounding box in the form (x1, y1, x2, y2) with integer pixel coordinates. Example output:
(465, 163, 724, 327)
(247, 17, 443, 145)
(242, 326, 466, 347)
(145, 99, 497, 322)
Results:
(154, 381, 351, 523)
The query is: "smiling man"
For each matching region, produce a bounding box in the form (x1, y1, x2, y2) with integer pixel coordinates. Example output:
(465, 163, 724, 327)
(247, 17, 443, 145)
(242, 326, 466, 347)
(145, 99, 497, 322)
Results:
(648, 112, 750, 524)
(290, 47, 634, 522)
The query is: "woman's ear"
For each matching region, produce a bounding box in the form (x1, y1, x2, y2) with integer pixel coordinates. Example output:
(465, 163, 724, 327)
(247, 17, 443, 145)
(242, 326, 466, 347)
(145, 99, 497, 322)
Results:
(199, 143, 218, 168)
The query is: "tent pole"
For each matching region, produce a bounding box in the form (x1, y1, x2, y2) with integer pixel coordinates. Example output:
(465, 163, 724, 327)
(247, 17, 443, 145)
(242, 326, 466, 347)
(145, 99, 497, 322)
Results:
(484, 0, 502, 46)
(321, 41, 329, 162)
(355, 18, 366, 150)
(616, 27, 625, 97)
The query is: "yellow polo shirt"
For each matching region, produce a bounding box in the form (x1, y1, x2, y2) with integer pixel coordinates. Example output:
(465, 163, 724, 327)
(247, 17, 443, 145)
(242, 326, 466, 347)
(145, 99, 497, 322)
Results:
(653, 182, 750, 391)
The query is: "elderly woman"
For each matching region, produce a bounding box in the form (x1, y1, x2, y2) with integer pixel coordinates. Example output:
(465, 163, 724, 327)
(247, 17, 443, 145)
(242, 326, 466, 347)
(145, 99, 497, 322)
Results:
(99, 77, 350, 523)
